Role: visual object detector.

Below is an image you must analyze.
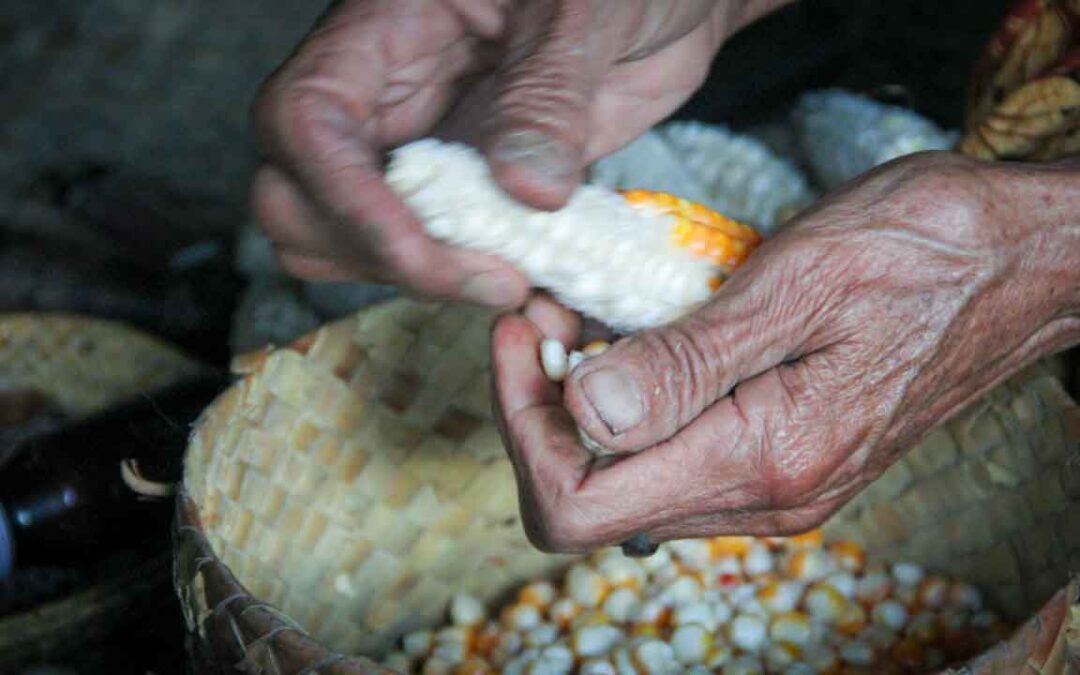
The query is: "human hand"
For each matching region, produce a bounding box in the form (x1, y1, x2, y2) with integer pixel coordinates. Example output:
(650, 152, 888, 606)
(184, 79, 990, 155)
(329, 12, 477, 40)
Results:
(491, 151, 1080, 552)
(250, 0, 775, 306)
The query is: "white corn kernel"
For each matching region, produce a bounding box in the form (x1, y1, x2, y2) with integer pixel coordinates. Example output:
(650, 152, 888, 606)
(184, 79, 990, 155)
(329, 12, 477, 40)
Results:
(548, 598, 581, 629)
(659, 575, 704, 606)
(489, 630, 524, 666)
(451, 593, 487, 627)
(574, 624, 625, 658)
(764, 641, 801, 671)
(823, 571, 856, 599)
(612, 645, 639, 675)
(947, 581, 983, 611)
(639, 545, 673, 574)
(603, 587, 641, 623)
(871, 599, 908, 631)
(721, 654, 765, 675)
(743, 544, 774, 576)
(580, 659, 617, 675)
(673, 601, 718, 631)
(785, 548, 834, 581)
(670, 624, 712, 664)
(839, 640, 874, 666)
(519, 581, 558, 609)
(540, 339, 569, 382)
(855, 570, 892, 605)
(597, 552, 647, 590)
(403, 629, 435, 658)
(503, 603, 543, 631)
(757, 581, 803, 614)
(770, 611, 813, 647)
(535, 645, 574, 675)
(524, 623, 560, 649)
(891, 561, 925, 588)
(632, 639, 679, 674)
(667, 540, 713, 571)
(705, 644, 733, 669)
(729, 613, 768, 653)
(567, 564, 611, 607)
(431, 639, 468, 665)
(804, 583, 846, 623)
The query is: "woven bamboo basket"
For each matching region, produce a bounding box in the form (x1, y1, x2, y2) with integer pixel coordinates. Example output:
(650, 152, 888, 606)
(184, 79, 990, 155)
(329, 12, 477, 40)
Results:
(175, 297, 1080, 674)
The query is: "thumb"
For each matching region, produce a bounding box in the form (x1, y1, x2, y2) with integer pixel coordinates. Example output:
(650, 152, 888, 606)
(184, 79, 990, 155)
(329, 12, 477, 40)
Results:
(563, 273, 814, 454)
(481, 1, 603, 210)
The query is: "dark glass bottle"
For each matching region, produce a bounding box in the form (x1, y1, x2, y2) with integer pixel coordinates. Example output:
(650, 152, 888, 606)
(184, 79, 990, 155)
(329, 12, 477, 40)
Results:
(0, 372, 228, 578)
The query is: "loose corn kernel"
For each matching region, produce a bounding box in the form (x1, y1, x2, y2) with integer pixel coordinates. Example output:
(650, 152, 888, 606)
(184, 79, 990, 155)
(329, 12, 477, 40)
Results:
(579, 659, 616, 675)
(871, 599, 908, 631)
(804, 583, 847, 624)
(523, 623, 559, 649)
(670, 623, 713, 664)
(566, 564, 611, 608)
(743, 544, 775, 577)
(451, 594, 486, 628)
(764, 641, 801, 671)
(854, 571, 892, 605)
(890, 562, 924, 588)
(785, 549, 834, 581)
(729, 613, 768, 653)
(548, 598, 581, 629)
(757, 580, 803, 614)
(602, 587, 641, 623)
(770, 611, 814, 647)
(502, 603, 543, 631)
(383, 651, 412, 672)
(631, 639, 678, 674)
(539, 339, 569, 382)
(827, 541, 865, 573)
(422, 656, 455, 675)
(573, 624, 624, 658)
(837, 602, 868, 637)
(709, 536, 754, 558)
(519, 581, 557, 609)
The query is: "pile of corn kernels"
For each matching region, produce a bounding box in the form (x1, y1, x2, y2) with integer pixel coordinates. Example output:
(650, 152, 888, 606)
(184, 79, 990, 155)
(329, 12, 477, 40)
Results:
(380, 532, 1012, 674)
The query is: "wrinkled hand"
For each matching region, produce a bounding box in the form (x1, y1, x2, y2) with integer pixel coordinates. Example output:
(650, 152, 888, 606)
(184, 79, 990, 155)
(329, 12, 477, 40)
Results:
(250, 0, 749, 306)
(492, 151, 1080, 552)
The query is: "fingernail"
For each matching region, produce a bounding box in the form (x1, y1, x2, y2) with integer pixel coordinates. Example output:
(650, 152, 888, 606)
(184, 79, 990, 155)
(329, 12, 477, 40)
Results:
(461, 271, 519, 308)
(581, 368, 643, 435)
(491, 129, 573, 184)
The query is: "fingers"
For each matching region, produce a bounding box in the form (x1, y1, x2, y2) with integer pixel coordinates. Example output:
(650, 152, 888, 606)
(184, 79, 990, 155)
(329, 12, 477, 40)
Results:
(480, 0, 601, 210)
(249, 0, 532, 306)
(563, 254, 817, 453)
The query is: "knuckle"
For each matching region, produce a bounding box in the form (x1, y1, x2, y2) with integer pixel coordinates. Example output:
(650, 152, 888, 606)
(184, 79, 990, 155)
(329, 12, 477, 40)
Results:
(640, 319, 726, 420)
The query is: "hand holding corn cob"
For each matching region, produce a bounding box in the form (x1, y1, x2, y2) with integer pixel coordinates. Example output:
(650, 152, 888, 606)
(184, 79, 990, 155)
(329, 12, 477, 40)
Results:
(489, 151, 1080, 554)
(249, 0, 773, 308)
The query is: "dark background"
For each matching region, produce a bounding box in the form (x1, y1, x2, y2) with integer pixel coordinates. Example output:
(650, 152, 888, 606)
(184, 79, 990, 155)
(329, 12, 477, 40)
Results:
(0, 0, 1018, 673)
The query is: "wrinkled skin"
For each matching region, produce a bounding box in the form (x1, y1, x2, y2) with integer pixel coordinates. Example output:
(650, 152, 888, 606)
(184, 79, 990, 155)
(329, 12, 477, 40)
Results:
(492, 152, 1080, 552)
(250, 0, 781, 306)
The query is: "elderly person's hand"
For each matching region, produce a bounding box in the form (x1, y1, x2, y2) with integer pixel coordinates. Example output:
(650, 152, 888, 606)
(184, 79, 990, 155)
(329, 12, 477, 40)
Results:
(250, 0, 789, 306)
(492, 151, 1080, 553)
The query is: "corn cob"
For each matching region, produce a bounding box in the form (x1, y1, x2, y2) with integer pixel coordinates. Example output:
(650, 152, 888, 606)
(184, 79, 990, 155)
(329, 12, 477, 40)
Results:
(388, 533, 1011, 674)
(385, 140, 761, 334)
(589, 123, 816, 235)
(792, 89, 958, 191)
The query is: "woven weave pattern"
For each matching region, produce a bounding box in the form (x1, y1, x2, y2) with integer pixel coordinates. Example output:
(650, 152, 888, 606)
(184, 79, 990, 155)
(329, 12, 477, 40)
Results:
(182, 296, 1080, 669)
(825, 362, 1080, 620)
(0, 313, 202, 417)
(183, 300, 575, 656)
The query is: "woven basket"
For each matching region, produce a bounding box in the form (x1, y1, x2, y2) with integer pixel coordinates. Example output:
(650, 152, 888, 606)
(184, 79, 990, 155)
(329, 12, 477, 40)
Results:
(176, 298, 1080, 673)
(0, 313, 205, 669)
